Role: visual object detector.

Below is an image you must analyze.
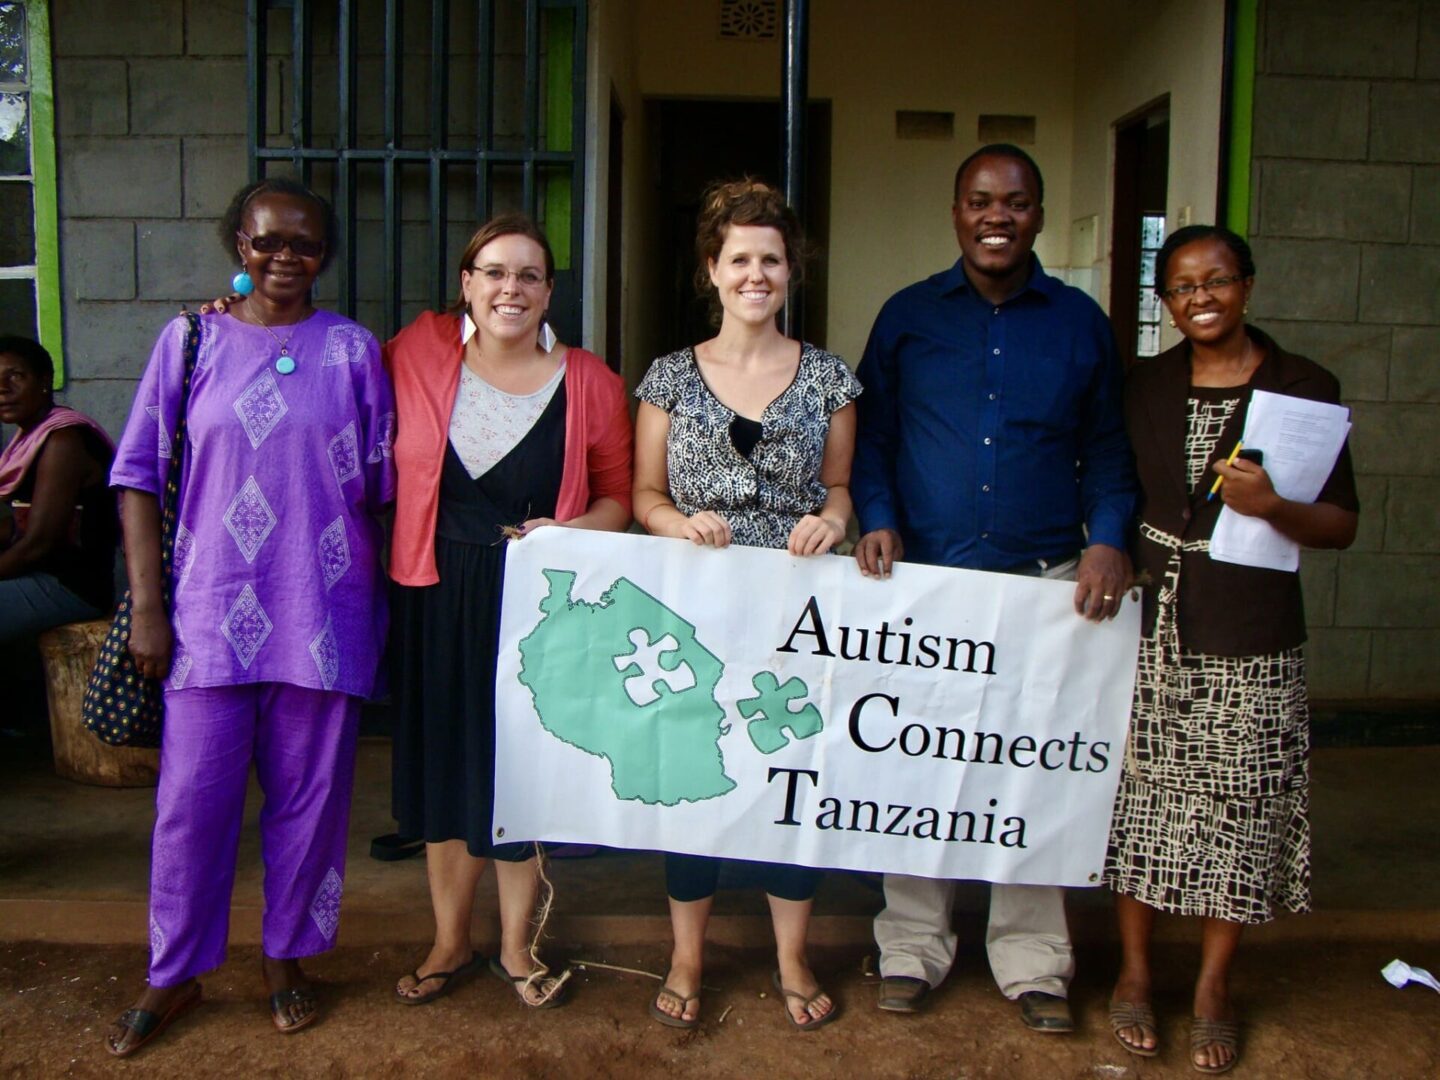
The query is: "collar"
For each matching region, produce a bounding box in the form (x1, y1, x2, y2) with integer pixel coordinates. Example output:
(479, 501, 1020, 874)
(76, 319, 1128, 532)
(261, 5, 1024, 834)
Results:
(940, 254, 1060, 304)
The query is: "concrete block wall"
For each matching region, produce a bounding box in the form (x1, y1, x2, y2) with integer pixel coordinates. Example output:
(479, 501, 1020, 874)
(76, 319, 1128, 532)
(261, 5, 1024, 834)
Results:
(1251, 0, 1440, 700)
(52, 0, 248, 437)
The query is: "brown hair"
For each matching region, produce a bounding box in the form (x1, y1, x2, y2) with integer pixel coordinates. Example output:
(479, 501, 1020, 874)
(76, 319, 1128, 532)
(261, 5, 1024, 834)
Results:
(448, 213, 556, 312)
(692, 178, 806, 306)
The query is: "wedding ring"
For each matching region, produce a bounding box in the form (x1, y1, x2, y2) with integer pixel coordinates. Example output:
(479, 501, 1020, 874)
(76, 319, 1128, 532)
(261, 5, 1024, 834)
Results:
(1102, 594, 1115, 601)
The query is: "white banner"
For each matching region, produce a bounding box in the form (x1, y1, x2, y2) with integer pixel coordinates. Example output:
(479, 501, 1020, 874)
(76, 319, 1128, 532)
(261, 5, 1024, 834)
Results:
(495, 529, 1139, 887)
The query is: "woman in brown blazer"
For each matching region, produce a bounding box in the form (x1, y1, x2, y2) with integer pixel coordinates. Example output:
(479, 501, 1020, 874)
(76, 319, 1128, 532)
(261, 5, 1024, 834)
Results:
(1102, 226, 1358, 1074)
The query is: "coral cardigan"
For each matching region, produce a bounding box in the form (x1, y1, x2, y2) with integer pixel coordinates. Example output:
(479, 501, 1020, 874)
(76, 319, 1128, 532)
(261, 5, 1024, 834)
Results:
(385, 310, 633, 586)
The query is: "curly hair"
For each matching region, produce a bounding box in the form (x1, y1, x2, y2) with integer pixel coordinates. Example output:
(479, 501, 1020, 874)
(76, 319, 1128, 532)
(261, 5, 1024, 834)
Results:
(692, 177, 807, 311)
(1155, 224, 1255, 290)
(218, 178, 338, 272)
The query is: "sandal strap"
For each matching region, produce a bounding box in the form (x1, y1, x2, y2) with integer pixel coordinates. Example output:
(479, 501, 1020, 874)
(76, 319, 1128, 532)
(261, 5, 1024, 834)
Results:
(115, 1008, 161, 1039)
(1109, 1000, 1157, 1033)
(1191, 1017, 1240, 1051)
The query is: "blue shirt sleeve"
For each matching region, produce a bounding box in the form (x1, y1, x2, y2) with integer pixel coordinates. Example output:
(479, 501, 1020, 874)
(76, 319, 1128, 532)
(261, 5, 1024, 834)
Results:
(852, 303, 901, 535)
(1075, 310, 1137, 550)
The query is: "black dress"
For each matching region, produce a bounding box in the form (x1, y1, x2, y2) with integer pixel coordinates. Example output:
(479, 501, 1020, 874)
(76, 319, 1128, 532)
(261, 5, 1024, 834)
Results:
(390, 382, 566, 858)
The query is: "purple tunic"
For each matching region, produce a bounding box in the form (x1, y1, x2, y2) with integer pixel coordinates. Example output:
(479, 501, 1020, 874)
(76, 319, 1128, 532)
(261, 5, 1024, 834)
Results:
(112, 310, 397, 698)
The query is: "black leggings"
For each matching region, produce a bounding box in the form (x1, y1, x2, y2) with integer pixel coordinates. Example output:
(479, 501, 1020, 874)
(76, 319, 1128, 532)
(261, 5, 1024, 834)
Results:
(665, 853, 820, 903)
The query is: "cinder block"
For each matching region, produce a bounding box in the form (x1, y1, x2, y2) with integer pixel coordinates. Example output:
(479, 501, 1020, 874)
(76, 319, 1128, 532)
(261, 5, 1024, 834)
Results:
(61, 220, 135, 301)
(1359, 245, 1440, 324)
(1259, 161, 1410, 242)
(59, 302, 180, 380)
(1371, 83, 1440, 164)
(1410, 166, 1440, 245)
(1351, 475, 1387, 552)
(54, 378, 144, 443)
(1368, 628, 1440, 697)
(1257, 321, 1389, 401)
(1335, 552, 1440, 627)
(136, 220, 236, 301)
(1421, 0, 1440, 78)
(1246, 239, 1360, 321)
(59, 138, 181, 218)
(1390, 328, 1440, 401)
(1347, 402, 1440, 476)
(1300, 550, 1338, 626)
(1303, 627, 1371, 700)
(183, 138, 250, 218)
(1252, 77, 1368, 160)
(52, 0, 183, 57)
(1264, 0, 1419, 77)
(184, 0, 247, 56)
(130, 59, 246, 136)
(1384, 477, 1440, 553)
(54, 60, 127, 136)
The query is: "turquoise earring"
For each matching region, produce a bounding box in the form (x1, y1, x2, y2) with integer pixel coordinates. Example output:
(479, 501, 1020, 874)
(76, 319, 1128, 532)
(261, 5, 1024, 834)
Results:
(232, 266, 254, 296)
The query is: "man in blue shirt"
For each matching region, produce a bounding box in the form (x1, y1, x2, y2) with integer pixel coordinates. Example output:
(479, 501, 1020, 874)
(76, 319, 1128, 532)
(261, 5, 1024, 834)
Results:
(852, 144, 1137, 1034)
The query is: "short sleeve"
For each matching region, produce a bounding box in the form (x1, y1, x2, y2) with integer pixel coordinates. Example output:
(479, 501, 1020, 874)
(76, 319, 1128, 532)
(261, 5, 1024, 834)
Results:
(634, 351, 683, 412)
(110, 315, 194, 496)
(352, 325, 398, 513)
(813, 349, 862, 414)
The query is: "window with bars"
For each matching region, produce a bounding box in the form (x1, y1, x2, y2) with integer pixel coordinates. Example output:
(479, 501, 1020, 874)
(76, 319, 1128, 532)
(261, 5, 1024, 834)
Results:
(247, 0, 586, 344)
(0, 0, 61, 379)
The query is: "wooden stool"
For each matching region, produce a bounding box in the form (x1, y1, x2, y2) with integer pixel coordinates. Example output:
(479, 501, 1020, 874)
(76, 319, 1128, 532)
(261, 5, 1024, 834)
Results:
(38, 620, 159, 787)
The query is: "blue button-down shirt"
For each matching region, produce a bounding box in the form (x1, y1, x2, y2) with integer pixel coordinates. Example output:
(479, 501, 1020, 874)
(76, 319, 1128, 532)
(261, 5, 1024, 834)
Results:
(853, 257, 1137, 571)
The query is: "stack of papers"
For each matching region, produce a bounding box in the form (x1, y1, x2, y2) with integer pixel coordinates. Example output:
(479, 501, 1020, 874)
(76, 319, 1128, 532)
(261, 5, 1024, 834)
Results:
(1208, 390, 1351, 572)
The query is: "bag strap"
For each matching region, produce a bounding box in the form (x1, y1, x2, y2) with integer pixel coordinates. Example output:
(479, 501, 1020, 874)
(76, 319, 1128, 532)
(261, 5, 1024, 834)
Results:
(157, 312, 202, 604)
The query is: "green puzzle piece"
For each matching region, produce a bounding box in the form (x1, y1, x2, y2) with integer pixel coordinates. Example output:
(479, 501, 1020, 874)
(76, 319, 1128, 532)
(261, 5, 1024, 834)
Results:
(737, 671, 823, 754)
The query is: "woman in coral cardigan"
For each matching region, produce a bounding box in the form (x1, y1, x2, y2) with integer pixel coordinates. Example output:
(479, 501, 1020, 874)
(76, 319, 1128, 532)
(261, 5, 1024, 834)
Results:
(387, 214, 633, 1008)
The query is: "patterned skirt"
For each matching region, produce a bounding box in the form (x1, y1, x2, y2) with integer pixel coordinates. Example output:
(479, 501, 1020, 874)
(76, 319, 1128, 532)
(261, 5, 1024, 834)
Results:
(1102, 526, 1312, 924)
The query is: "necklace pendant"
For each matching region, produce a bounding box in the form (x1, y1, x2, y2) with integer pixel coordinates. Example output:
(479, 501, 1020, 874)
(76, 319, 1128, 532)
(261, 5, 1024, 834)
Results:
(275, 355, 297, 375)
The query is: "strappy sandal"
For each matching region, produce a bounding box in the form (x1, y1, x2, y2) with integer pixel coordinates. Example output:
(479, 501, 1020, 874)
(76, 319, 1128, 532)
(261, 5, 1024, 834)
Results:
(104, 981, 203, 1058)
(488, 957, 568, 1008)
(393, 951, 484, 1006)
(269, 985, 319, 1033)
(1109, 999, 1159, 1057)
(771, 970, 839, 1031)
(649, 981, 700, 1029)
(1191, 1016, 1241, 1074)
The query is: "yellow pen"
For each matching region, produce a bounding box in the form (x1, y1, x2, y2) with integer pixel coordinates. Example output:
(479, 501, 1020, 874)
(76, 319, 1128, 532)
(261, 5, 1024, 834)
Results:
(1207, 440, 1243, 502)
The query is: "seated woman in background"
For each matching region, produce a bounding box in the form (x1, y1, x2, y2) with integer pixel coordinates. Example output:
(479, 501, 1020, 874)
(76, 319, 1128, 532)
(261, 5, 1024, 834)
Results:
(632, 178, 859, 1031)
(0, 335, 118, 642)
(1103, 225, 1358, 1075)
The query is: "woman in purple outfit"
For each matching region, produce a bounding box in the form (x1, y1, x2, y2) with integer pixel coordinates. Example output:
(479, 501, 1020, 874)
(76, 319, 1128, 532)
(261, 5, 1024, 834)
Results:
(104, 178, 396, 1056)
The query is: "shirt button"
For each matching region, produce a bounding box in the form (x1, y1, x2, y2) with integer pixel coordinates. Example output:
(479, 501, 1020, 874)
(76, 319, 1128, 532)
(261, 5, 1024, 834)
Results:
(992, 348, 1001, 355)
(993, 307, 1000, 315)
(983, 437, 992, 445)
(988, 392, 997, 401)
(982, 531, 990, 538)
(1182, 508, 1191, 521)
(982, 484, 991, 492)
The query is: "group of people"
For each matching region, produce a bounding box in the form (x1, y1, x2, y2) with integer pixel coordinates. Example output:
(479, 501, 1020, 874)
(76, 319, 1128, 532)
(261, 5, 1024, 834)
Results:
(0, 142, 1356, 1074)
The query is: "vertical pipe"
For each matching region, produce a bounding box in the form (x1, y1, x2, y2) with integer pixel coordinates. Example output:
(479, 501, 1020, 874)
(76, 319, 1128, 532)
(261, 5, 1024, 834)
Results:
(337, 0, 357, 316)
(383, 0, 400, 337)
(477, 0, 494, 222)
(293, 0, 313, 183)
(247, 0, 265, 183)
(522, 0, 540, 217)
(779, 0, 809, 338)
(430, 0, 451, 311)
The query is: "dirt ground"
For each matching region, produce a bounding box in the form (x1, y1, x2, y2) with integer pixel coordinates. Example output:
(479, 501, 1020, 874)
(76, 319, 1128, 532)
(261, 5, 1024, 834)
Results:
(2, 937, 1437, 1079)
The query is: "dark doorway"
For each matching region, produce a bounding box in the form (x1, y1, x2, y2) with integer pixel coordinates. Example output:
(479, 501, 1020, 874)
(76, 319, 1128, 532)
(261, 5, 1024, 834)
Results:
(1110, 99, 1170, 369)
(605, 89, 625, 373)
(647, 98, 831, 357)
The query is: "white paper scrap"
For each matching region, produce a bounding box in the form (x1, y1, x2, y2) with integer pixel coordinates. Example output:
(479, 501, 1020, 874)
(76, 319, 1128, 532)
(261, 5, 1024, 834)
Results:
(1210, 390, 1351, 572)
(1382, 958, 1440, 994)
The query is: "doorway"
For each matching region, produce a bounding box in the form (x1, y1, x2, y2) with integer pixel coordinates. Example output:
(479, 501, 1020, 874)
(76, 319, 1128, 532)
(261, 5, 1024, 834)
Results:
(1110, 99, 1170, 368)
(645, 98, 832, 357)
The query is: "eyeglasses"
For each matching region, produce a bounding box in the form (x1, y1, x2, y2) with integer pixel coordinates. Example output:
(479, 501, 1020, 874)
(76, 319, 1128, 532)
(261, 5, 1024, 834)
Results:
(1159, 275, 1246, 300)
(470, 265, 548, 288)
(238, 230, 326, 259)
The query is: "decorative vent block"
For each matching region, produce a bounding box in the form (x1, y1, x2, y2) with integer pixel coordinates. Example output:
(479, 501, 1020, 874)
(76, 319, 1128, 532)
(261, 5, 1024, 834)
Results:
(720, 0, 779, 40)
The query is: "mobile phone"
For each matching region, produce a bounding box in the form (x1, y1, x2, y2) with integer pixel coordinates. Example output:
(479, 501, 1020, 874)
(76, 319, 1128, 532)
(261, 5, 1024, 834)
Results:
(1237, 448, 1265, 466)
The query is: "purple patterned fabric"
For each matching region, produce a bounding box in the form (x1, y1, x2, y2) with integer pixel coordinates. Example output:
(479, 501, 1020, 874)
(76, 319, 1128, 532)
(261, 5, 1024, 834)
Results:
(111, 311, 396, 697)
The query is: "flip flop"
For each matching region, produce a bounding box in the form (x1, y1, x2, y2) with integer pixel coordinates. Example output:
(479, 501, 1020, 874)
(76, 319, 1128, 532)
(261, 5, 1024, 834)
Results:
(771, 970, 839, 1031)
(488, 956, 568, 1009)
(105, 981, 203, 1058)
(649, 981, 700, 1029)
(393, 951, 485, 1006)
(269, 985, 319, 1033)
(1191, 1016, 1241, 1074)
(1109, 999, 1160, 1057)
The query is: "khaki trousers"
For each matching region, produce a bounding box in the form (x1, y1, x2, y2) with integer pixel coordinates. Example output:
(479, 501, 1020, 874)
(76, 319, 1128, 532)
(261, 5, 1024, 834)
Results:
(873, 555, 1081, 1000)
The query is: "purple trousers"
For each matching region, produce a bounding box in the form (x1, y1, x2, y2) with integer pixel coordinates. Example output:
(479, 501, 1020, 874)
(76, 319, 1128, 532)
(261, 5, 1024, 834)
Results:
(147, 683, 360, 987)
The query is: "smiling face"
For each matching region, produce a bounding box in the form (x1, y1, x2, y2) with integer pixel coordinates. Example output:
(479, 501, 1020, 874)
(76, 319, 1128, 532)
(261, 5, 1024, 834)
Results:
(236, 193, 327, 314)
(952, 154, 1044, 296)
(707, 224, 791, 328)
(1160, 236, 1253, 347)
(461, 233, 554, 347)
(0, 351, 51, 428)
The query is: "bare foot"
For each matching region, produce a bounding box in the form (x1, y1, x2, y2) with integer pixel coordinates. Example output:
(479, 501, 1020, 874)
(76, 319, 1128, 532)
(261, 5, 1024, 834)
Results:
(1193, 979, 1236, 1071)
(1111, 971, 1157, 1053)
(654, 959, 702, 1024)
(776, 956, 833, 1026)
(262, 955, 316, 1030)
(394, 943, 476, 1002)
(104, 979, 200, 1056)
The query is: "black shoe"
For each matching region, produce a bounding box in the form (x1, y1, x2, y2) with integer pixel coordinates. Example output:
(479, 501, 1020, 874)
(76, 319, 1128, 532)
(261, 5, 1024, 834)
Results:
(1018, 991, 1074, 1033)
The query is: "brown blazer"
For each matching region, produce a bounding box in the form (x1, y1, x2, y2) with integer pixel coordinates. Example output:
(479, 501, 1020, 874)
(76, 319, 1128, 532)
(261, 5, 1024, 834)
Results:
(1126, 326, 1359, 656)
